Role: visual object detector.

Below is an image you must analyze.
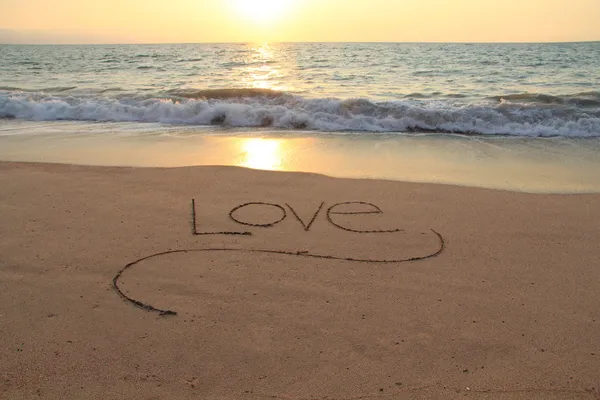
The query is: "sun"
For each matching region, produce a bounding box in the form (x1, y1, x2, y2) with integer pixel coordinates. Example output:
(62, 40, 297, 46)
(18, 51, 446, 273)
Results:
(232, 0, 294, 23)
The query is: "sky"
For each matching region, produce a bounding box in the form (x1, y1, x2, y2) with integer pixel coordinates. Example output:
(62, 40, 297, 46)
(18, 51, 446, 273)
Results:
(1, 0, 599, 44)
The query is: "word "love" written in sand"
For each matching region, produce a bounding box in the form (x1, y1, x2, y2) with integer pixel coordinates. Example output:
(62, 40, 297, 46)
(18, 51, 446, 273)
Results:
(191, 200, 404, 235)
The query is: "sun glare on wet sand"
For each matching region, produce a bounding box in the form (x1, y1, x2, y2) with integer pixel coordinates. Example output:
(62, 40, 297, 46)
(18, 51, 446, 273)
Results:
(231, 0, 294, 23)
(239, 138, 284, 170)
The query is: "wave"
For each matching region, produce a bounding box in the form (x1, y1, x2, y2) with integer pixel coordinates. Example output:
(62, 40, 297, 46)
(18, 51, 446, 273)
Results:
(0, 86, 77, 93)
(0, 90, 599, 137)
(166, 88, 285, 100)
(175, 58, 204, 63)
(219, 60, 277, 68)
(490, 92, 600, 107)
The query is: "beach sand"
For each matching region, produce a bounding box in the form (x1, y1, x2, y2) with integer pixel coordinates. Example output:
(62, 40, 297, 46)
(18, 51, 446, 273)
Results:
(0, 161, 599, 399)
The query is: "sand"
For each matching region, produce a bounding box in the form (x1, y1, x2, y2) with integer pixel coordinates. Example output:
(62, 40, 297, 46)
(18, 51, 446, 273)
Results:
(0, 161, 599, 399)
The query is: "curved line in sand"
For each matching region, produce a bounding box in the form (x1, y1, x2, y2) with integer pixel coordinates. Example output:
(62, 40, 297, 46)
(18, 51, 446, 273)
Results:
(112, 229, 445, 316)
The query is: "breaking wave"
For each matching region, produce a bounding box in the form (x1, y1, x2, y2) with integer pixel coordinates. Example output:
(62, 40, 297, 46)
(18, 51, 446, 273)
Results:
(1, 89, 599, 137)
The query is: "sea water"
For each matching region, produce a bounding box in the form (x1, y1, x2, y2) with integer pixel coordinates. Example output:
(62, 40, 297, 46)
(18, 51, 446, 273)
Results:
(1, 42, 599, 191)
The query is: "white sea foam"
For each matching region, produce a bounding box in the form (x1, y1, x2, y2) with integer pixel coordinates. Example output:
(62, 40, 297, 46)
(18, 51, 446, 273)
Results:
(1, 91, 599, 137)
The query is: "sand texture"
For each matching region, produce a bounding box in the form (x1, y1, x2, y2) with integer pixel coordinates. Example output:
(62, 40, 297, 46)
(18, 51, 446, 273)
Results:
(0, 162, 599, 399)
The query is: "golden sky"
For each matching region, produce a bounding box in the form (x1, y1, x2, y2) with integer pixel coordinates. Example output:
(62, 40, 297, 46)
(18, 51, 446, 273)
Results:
(1, 0, 599, 44)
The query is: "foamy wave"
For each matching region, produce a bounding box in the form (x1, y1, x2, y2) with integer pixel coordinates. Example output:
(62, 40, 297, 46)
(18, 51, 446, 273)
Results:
(1, 90, 599, 137)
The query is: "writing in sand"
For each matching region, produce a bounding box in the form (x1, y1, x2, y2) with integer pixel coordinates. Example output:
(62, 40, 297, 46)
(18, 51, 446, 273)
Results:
(113, 199, 445, 315)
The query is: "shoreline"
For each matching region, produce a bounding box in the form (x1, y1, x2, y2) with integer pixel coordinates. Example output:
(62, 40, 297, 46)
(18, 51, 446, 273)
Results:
(2, 126, 600, 194)
(3, 159, 600, 195)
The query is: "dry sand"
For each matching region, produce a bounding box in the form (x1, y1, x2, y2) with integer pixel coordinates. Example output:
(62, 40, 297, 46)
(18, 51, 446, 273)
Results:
(0, 161, 599, 399)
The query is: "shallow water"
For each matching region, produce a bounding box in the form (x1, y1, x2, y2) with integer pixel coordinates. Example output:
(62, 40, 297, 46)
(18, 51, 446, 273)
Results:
(1, 120, 599, 193)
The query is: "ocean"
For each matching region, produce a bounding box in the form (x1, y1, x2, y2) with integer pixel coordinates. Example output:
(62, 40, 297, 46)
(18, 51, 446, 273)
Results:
(1, 42, 599, 191)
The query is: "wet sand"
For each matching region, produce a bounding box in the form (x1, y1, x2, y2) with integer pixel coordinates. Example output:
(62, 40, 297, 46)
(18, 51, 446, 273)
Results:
(1, 123, 600, 193)
(0, 161, 599, 399)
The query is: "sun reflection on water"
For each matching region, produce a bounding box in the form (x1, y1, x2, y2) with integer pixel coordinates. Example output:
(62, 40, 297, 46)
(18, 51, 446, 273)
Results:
(239, 138, 284, 170)
(241, 43, 285, 91)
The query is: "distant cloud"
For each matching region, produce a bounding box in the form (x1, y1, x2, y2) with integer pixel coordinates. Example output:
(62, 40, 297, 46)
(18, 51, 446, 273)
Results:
(0, 29, 139, 44)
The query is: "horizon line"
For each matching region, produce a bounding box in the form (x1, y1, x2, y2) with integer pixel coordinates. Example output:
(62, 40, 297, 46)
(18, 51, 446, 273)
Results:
(1, 40, 599, 46)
